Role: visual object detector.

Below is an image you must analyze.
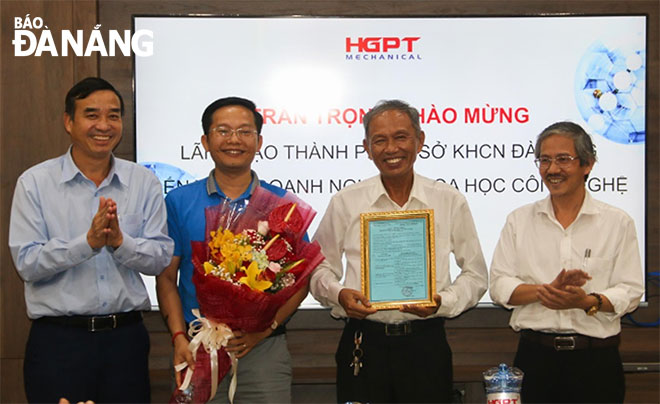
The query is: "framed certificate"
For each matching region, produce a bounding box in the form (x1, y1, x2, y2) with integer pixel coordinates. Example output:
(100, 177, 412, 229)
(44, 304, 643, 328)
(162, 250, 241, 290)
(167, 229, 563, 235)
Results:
(360, 209, 436, 310)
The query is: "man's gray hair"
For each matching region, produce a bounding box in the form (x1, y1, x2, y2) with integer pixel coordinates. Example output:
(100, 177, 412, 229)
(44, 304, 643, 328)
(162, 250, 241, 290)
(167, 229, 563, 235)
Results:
(535, 121, 597, 166)
(363, 100, 422, 139)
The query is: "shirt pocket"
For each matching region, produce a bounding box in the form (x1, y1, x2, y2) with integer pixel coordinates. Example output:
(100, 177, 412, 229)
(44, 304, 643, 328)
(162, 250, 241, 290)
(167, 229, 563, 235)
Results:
(119, 213, 143, 237)
(584, 256, 614, 291)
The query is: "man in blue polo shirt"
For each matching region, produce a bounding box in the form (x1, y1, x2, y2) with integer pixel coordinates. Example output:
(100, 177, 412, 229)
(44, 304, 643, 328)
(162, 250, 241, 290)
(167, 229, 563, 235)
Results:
(156, 97, 308, 403)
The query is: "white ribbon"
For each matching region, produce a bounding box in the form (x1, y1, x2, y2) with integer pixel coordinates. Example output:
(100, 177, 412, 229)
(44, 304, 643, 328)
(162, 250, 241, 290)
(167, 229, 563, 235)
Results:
(175, 309, 238, 403)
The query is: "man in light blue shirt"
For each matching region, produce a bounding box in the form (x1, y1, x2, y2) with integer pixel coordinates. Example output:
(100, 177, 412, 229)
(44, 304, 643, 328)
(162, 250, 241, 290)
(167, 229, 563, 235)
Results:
(9, 77, 174, 403)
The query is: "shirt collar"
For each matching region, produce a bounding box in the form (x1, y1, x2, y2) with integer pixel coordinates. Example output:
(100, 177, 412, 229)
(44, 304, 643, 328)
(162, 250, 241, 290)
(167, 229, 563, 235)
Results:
(368, 171, 426, 208)
(408, 172, 428, 205)
(205, 169, 260, 201)
(579, 191, 599, 215)
(535, 190, 600, 219)
(60, 146, 122, 186)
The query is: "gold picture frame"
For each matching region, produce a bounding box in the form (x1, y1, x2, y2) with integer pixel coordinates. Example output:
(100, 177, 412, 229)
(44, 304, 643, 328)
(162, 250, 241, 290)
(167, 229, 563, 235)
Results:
(360, 209, 436, 310)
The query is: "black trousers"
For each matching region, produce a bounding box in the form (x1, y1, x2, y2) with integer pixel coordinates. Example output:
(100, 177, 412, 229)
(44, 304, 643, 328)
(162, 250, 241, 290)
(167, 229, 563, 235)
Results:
(24, 319, 151, 403)
(514, 334, 625, 403)
(336, 317, 453, 403)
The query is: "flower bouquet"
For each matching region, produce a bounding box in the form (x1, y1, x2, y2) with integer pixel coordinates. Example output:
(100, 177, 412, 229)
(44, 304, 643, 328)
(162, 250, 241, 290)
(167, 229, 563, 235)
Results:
(170, 186, 323, 404)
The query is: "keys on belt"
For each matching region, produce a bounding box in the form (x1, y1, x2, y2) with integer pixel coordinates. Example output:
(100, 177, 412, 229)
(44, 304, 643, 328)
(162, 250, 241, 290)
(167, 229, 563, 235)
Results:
(350, 331, 363, 376)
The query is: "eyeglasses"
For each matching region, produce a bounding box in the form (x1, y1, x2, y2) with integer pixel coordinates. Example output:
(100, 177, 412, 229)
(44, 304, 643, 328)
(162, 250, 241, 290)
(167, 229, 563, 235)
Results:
(534, 155, 579, 169)
(210, 126, 258, 138)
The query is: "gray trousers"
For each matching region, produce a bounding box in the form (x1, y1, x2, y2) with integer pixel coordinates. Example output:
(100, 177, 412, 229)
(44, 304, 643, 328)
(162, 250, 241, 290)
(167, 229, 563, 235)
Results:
(209, 334, 292, 404)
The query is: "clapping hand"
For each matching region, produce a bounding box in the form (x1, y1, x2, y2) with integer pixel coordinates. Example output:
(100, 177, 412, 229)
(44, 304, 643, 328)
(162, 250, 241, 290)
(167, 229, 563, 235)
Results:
(550, 268, 591, 290)
(538, 268, 592, 310)
(86, 197, 122, 249)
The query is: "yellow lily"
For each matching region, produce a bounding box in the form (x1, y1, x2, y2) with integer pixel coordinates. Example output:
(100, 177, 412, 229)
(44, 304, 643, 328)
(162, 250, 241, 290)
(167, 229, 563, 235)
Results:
(203, 261, 216, 275)
(239, 261, 272, 292)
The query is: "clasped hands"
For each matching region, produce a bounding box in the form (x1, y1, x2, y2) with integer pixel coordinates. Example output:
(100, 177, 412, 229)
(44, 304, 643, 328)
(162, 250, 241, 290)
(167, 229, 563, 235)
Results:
(537, 268, 592, 310)
(338, 288, 442, 319)
(86, 197, 123, 249)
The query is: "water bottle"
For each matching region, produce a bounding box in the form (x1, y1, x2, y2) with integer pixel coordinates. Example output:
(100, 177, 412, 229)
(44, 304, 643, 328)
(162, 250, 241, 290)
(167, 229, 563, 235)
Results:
(483, 363, 523, 404)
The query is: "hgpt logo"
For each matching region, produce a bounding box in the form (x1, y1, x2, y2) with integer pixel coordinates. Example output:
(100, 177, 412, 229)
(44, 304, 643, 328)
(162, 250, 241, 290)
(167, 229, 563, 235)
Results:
(345, 37, 420, 52)
(12, 14, 153, 57)
(345, 36, 422, 61)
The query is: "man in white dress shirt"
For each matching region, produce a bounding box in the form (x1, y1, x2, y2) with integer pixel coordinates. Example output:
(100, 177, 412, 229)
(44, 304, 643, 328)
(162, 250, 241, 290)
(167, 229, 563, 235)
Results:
(490, 121, 644, 403)
(310, 99, 488, 403)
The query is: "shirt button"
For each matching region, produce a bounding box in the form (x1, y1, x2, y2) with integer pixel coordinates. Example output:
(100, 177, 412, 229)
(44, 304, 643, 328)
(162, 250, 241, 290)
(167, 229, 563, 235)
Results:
(100, 275, 105, 280)
(102, 302, 107, 307)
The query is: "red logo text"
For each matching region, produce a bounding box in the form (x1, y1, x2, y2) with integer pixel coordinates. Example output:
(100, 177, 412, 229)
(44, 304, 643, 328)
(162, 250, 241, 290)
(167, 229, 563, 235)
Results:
(345, 37, 420, 53)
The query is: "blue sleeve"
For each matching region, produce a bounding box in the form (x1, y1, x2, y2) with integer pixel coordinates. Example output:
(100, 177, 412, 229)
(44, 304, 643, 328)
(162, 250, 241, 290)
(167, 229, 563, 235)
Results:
(165, 191, 184, 258)
(9, 174, 97, 282)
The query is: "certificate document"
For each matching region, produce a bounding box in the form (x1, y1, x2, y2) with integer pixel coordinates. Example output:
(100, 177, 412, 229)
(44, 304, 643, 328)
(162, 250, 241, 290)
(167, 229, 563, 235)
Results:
(360, 210, 436, 310)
